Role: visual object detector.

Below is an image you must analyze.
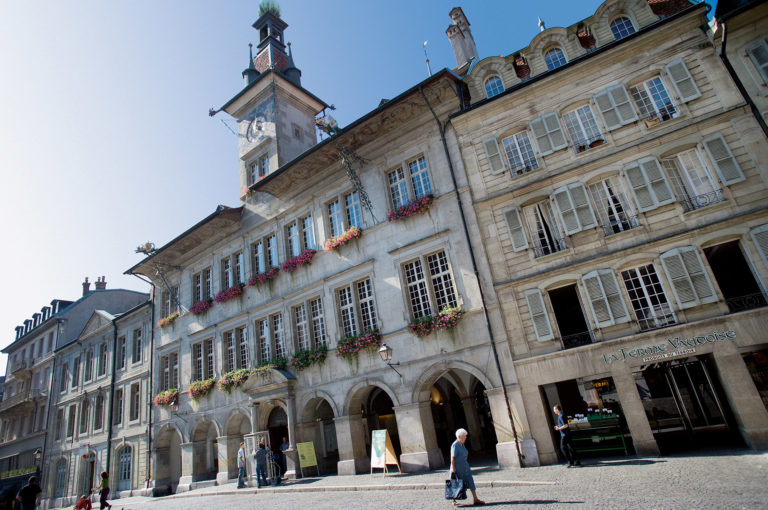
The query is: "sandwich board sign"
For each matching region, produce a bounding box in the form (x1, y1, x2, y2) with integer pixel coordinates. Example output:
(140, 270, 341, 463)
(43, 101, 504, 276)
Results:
(297, 441, 319, 476)
(370, 429, 400, 475)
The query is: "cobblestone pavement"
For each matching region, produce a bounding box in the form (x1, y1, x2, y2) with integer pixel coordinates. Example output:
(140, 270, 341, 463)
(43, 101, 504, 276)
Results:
(79, 450, 767, 510)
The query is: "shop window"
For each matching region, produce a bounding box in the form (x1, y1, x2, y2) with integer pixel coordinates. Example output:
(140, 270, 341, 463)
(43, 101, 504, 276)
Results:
(588, 178, 639, 236)
(610, 16, 636, 40)
(581, 269, 631, 327)
(659, 246, 718, 310)
(501, 131, 539, 176)
(547, 285, 593, 349)
(593, 84, 638, 131)
(621, 264, 677, 331)
(522, 200, 566, 257)
(484, 76, 504, 98)
(562, 105, 605, 154)
(622, 157, 676, 212)
(743, 350, 768, 411)
(746, 39, 768, 85)
(703, 240, 767, 313)
(551, 182, 598, 235)
(544, 48, 567, 70)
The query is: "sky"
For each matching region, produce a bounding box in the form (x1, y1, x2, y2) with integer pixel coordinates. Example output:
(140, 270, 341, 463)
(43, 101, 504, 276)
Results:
(0, 0, 717, 373)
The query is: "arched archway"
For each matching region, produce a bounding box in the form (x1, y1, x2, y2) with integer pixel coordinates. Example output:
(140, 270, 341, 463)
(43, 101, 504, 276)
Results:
(192, 420, 218, 481)
(300, 395, 339, 473)
(116, 444, 133, 491)
(154, 426, 182, 495)
(225, 412, 251, 479)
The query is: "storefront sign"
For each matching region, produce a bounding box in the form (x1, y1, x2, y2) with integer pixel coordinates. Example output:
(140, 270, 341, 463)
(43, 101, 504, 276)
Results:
(601, 330, 735, 365)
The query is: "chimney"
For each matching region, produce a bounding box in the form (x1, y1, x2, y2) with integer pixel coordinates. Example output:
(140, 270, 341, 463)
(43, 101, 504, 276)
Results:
(83, 277, 91, 296)
(94, 276, 107, 290)
(446, 7, 478, 69)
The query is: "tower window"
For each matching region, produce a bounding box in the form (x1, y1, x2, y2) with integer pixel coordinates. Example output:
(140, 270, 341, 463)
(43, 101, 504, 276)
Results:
(484, 76, 504, 98)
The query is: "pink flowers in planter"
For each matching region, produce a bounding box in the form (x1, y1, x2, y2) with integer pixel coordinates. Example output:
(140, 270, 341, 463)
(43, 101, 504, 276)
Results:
(387, 194, 434, 222)
(158, 312, 180, 329)
(408, 306, 464, 338)
(189, 299, 213, 315)
(282, 248, 316, 273)
(188, 378, 215, 400)
(214, 283, 245, 303)
(324, 226, 362, 251)
(247, 267, 280, 287)
(336, 330, 382, 361)
(153, 388, 178, 406)
(217, 368, 253, 394)
(290, 344, 328, 371)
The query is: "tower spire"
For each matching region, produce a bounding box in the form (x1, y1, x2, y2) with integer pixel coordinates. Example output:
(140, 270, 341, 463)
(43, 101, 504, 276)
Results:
(242, 43, 260, 86)
(284, 42, 302, 87)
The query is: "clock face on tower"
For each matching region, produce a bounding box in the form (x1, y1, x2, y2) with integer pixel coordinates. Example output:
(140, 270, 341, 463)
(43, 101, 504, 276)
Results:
(246, 115, 266, 142)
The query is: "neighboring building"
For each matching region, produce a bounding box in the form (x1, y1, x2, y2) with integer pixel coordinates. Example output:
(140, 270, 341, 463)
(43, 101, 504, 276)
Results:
(450, 0, 768, 466)
(127, 3, 531, 494)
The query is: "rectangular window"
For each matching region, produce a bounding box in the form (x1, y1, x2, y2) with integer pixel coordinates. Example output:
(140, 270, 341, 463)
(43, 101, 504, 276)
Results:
(60, 363, 68, 393)
(224, 328, 248, 372)
(249, 153, 270, 184)
(55, 409, 63, 440)
(593, 84, 638, 131)
(79, 400, 89, 434)
(293, 298, 326, 351)
(310, 298, 327, 347)
(117, 337, 126, 369)
(171, 352, 178, 388)
(621, 265, 677, 331)
(345, 192, 362, 229)
(129, 383, 140, 422)
(408, 156, 432, 199)
(94, 395, 104, 430)
(662, 149, 721, 212)
(581, 269, 630, 327)
(630, 77, 677, 124)
(205, 338, 214, 379)
(562, 105, 604, 153)
(388, 156, 433, 208)
(529, 113, 568, 156)
(659, 246, 718, 310)
(225, 330, 236, 372)
(337, 285, 358, 337)
(588, 178, 637, 236)
(221, 257, 233, 289)
(98, 342, 108, 376)
(388, 167, 409, 208)
(286, 221, 301, 258)
(272, 314, 285, 359)
(747, 38, 768, 84)
(328, 199, 344, 238)
(115, 389, 123, 425)
(523, 201, 566, 257)
(72, 357, 80, 389)
(252, 239, 266, 274)
(237, 326, 248, 368)
(66, 405, 76, 438)
(336, 278, 378, 337)
(193, 343, 203, 381)
(502, 132, 539, 176)
(84, 350, 93, 381)
(132, 328, 142, 364)
(162, 286, 179, 318)
(193, 268, 213, 303)
(302, 215, 316, 250)
(162, 355, 170, 391)
(294, 303, 310, 351)
(258, 319, 271, 363)
(623, 157, 676, 212)
(404, 250, 459, 319)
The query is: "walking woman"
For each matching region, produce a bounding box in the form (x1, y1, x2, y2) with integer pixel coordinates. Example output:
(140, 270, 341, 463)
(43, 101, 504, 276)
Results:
(92, 471, 112, 510)
(450, 428, 485, 506)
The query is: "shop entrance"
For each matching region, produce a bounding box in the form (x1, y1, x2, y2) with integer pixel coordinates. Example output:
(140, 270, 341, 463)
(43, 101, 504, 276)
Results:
(636, 356, 741, 452)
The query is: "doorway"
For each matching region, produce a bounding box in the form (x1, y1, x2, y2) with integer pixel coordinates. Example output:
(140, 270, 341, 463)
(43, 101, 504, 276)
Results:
(704, 241, 767, 312)
(548, 285, 592, 349)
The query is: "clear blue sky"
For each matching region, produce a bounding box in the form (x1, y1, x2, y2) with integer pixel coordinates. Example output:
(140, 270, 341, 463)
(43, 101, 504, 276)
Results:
(0, 1, 716, 371)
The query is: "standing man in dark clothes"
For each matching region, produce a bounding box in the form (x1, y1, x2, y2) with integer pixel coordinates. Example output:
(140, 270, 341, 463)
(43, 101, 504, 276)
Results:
(554, 404, 581, 467)
(16, 476, 42, 510)
(253, 440, 269, 488)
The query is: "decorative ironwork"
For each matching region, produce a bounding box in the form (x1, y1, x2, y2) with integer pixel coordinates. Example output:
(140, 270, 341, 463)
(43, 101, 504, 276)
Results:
(679, 189, 726, 213)
(635, 304, 677, 332)
(533, 237, 567, 258)
(726, 293, 768, 313)
(561, 331, 593, 350)
(602, 214, 641, 237)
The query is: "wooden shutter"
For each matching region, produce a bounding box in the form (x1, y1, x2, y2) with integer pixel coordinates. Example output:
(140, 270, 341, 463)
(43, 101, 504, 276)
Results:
(624, 162, 655, 211)
(749, 224, 768, 270)
(639, 157, 675, 206)
(582, 270, 630, 327)
(702, 133, 745, 185)
(553, 184, 597, 235)
(665, 58, 701, 103)
(594, 84, 637, 130)
(483, 137, 505, 174)
(504, 208, 529, 252)
(525, 289, 554, 341)
(569, 183, 597, 230)
(543, 113, 568, 151)
(660, 246, 717, 310)
(747, 39, 768, 84)
(552, 187, 580, 234)
(530, 117, 553, 155)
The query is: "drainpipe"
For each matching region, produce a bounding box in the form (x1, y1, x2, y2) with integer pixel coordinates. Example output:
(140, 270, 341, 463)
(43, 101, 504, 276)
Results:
(130, 274, 155, 489)
(418, 84, 525, 467)
(38, 320, 62, 490)
(105, 317, 119, 476)
(713, 20, 768, 139)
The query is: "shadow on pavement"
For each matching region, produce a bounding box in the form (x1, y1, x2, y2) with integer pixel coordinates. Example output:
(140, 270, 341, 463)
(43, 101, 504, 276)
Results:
(580, 459, 667, 467)
(458, 501, 584, 507)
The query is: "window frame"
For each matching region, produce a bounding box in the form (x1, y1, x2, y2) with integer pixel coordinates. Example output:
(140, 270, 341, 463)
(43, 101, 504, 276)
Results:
(620, 264, 677, 331)
(129, 382, 141, 422)
(97, 342, 108, 377)
(192, 267, 213, 304)
(251, 232, 279, 276)
(335, 277, 379, 338)
(484, 75, 504, 98)
(292, 297, 327, 352)
(386, 155, 433, 209)
(630, 76, 678, 124)
(132, 328, 142, 364)
(501, 131, 539, 176)
(561, 104, 604, 153)
(659, 246, 718, 310)
(544, 47, 567, 70)
(402, 249, 460, 319)
(609, 16, 636, 40)
(117, 336, 126, 370)
(221, 251, 244, 290)
(326, 191, 364, 238)
(746, 38, 768, 85)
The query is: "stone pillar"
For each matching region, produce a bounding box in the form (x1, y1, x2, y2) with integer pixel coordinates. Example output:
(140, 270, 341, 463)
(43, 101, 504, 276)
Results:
(335, 414, 369, 474)
(485, 387, 530, 467)
(176, 442, 194, 491)
(393, 401, 444, 472)
(282, 398, 300, 479)
(610, 363, 660, 456)
(215, 436, 230, 484)
(713, 345, 768, 450)
(461, 397, 482, 452)
(250, 403, 260, 435)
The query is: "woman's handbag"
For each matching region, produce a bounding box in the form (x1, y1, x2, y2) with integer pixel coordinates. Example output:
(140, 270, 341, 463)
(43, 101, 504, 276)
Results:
(445, 472, 467, 500)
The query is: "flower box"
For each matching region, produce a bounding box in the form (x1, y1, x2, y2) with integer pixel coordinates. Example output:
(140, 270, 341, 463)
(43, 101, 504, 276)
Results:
(158, 312, 180, 329)
(190, 299, 213, 315)
(324, 226, 362, 251)
(336, 330, 382, 361)
(247, 267, 280, 287)
(214, 283, 245, 303)
(254, 357, 287, 372)
(290, 344, 328, 371)
(153, 388, 178, 406)
(387, 194, 434, 222)
(188, 378, 216, 400)
(409, 307, 464, 338)
(217, 368, 253, 394)
(282, 249, 316, 273)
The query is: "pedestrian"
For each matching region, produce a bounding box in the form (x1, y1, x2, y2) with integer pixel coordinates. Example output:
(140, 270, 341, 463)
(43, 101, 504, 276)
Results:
(253, 440, 269, 488)
(280, 436, 289, 475)
(237, 441, 247, 488)
(15, 475, 42, 510)
(450, 428, 485, 506)
(554, 404, 581, 467)
(92, 471, 112, 509)
(74, 494, 93, 510)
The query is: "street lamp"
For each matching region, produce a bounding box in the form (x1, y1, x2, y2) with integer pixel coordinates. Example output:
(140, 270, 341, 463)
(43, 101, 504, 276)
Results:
(378, 344, 402, 377)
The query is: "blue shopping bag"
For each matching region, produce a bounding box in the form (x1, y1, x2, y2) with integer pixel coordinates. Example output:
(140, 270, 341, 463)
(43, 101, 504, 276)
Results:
(445, 473, 467, 500)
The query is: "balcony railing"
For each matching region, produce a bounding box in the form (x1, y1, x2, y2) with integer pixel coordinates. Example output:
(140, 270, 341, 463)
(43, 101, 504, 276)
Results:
(679, 189, 726, 213)
(533, 236, 567, 258)
(601, 214, 641, 237)
(560, 331, 593, 350)
(10, 359, 29, 374)
(726, 293, 768, 313)
(0, 389, 30, 412)
(635, 304, 678, 332)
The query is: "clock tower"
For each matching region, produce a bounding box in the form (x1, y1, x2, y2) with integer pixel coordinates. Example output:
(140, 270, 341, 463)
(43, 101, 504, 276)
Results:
(217, 1, 328, 201)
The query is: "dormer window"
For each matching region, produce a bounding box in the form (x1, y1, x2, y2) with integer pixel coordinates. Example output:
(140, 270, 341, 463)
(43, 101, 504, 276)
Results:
(610, 17, 636, 40)
(544, 48, 567, 70)
(484, 76, 504, 98)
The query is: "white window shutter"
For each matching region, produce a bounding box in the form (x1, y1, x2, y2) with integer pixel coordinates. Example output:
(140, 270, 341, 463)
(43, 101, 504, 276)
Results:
(600, 270, 630, 325)
(594, 85, 636, 130)
(747, 39, 768, 84)
(624, 162, 656, 211)
(504, 208, 529, 252)
(569, 183, 597, 230)
(660, 246, 717, 310)
(611, 84, 638, 125)
(582, 271, 613, 327)
(640, 157, 675, 206)
(594, 89, 620, 130)
(749, 224, 768, 270)
(543, 113, 568, 151)
(525, 289, 554, 341)
(665, 58, 701, 103)
(483, 137, 506, 174)
(552, 187, 580, 235)
(702, 133, 745, 185)
(530, 117, 553, 155)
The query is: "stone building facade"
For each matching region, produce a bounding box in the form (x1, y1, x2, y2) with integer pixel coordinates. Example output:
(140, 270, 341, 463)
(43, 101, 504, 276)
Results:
(450, 0, 768, 465)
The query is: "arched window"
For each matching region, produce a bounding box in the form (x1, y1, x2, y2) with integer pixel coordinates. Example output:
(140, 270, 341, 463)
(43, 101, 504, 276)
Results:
(484, 76, 504, 98)
(118, 446, 132, 491)
(54, 459, 67, 497)
(610, 17, 636, 40)
(544, 48, 567, 70)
